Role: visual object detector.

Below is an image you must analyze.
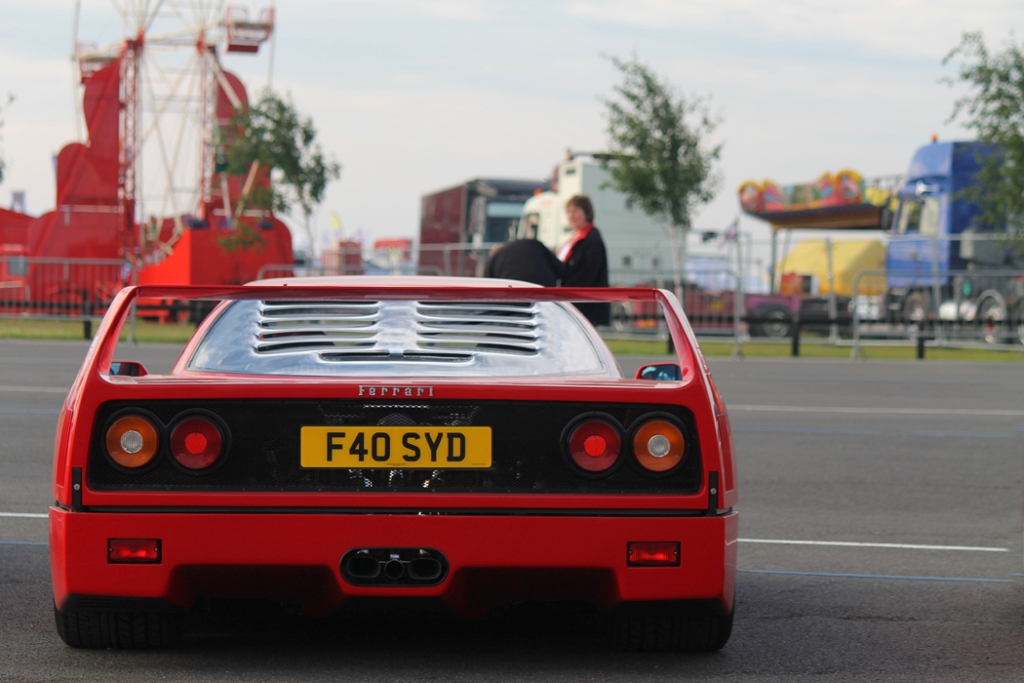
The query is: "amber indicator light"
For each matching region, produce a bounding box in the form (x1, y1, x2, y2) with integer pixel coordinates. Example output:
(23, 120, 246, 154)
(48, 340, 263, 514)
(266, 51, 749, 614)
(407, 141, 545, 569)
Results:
(105, 415, 160, 469)
(108, 539, 161, 564)
(632, 419, 686, 472)
(627, 541, 680, 566)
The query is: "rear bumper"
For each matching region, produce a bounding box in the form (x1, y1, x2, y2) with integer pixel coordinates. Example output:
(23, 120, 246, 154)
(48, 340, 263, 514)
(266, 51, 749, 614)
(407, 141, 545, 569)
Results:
(50, 508, 737, 618)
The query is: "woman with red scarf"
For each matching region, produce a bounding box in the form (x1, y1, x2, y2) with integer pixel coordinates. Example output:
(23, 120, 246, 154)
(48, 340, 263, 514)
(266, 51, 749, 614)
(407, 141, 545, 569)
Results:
(558, 194, 610, 326)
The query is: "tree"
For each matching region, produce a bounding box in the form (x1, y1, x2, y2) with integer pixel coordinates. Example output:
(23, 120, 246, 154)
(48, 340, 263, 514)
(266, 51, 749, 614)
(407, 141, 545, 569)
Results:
(226, 90, 341, 258)
(944, 32, 1024, 244)
(603, 56, 722, 293)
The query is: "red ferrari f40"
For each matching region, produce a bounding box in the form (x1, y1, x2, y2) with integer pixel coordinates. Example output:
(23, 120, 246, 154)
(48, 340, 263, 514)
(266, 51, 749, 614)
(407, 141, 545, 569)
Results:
(49, 277, 737, 651)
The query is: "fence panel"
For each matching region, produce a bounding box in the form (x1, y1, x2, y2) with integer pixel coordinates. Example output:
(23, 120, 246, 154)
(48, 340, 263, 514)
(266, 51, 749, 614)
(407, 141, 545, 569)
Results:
(851, 267, 1024, 355)
(603, 268, 743, 339)
(0, 256, 133, 320)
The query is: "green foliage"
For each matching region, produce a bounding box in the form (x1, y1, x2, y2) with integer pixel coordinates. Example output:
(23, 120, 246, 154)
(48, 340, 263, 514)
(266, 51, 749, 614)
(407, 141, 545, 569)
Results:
(945, 32, 1024, 242)
(226, 90, 341, 250)
(602, 57, 721, 232)
(218, 222, 266, 254)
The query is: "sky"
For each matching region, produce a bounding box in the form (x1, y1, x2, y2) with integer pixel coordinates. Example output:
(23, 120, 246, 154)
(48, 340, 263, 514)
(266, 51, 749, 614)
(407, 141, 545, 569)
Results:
(1, 0, 1022, 259)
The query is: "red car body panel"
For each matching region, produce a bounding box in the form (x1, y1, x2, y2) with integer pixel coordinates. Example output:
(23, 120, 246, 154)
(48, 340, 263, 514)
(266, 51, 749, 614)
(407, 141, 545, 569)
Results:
(51, 509, 737, 618)
(50, 279, 738, 621)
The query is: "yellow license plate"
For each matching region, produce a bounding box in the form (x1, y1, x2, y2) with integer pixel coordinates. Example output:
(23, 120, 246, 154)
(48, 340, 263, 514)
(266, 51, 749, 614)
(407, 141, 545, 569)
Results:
(300, 426, 492, 469)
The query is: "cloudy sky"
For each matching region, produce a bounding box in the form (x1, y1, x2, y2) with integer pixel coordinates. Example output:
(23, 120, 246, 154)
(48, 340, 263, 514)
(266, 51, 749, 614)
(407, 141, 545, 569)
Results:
(1, 0, 1022, 253)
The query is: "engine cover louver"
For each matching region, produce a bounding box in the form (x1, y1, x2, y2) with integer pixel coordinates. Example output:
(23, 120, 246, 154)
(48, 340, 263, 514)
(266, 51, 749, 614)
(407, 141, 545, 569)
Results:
(415, 302, 540, 356)
(254, 301, 540, 358)
(255, 301, 380, 353)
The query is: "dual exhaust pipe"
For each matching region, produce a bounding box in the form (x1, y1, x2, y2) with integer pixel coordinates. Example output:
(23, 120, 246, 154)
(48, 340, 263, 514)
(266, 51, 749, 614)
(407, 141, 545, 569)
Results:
(341, 548, 448, 586)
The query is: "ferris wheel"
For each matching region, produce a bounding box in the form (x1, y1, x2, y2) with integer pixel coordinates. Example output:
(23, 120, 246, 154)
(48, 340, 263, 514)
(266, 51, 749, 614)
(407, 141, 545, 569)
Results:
(71, 0, 275, 255)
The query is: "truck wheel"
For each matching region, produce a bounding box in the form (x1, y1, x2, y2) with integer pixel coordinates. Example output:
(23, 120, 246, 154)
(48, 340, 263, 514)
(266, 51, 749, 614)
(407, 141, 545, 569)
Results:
(976, 297, 1007, 344)
(901, 292, 930, 325)
(614, 602, 733, 652)
(1013, 304, 1024, 345)
(750, 304, 793, 338)
(55, 602, 181, 649)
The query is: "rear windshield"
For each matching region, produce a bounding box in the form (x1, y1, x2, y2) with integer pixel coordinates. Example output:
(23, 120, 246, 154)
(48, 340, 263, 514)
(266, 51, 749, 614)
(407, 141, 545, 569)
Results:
(186, 299, 615, 378)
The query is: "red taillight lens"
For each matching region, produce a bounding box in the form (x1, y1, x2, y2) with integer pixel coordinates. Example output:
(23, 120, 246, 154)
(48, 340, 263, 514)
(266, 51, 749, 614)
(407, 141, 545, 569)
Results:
(568, 419, 621, 473)
(627, 541, 680, 566)
(632, 418, 686, 472)
(108, 539, 161, 564)
(170, 416, 224, 470)
(105, 415, 160, 469)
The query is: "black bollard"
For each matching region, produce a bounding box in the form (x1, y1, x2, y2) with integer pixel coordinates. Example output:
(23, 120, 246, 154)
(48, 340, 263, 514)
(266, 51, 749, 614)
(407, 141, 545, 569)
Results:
(790, 319, 801, 357)
(83, 320, 92, 340)
(916, 331, 926, 360)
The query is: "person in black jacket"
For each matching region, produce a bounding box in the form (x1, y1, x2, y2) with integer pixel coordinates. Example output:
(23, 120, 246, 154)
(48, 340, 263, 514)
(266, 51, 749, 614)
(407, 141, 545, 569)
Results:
(484, 238, 563, 287)
(557, 194, 610, 326)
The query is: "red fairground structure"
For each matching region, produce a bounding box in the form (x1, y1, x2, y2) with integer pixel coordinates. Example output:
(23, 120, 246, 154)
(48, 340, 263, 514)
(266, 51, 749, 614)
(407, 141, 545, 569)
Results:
(4, 2, 293, 319)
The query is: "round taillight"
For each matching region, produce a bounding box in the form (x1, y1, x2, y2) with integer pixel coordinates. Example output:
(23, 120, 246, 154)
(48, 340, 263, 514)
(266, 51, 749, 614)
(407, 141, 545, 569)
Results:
(568, 419, 621, 473)
(632, 419, 686, 472)
(170, 416, 224, 471)
(105, 415, 160, 469)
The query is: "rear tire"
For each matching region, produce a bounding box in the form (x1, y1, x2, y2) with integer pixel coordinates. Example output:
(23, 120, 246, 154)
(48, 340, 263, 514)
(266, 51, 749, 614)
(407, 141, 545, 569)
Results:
(750, 304, 793, 338)
(976, 296, 1007, 345)
(614, 602, 733, 652)
(901, 291, 931, 325)
(1013, 303, 1024, 345)
(55, 602, 181, 649)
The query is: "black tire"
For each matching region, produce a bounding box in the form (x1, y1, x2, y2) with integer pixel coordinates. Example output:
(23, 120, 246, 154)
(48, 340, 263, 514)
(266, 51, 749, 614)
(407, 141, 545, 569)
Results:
(55, 602, 182, 649)
(1013, 303, 1024, 345)
(750, 304, 793, 338)
(976, 297, 1007, 345)
(901, 291, 931, 325)
(614, 602, 733, 652)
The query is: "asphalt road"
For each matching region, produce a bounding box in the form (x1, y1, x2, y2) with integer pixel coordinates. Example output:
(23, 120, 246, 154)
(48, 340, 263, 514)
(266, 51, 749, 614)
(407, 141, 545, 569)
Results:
(0, 339, 1022, 682)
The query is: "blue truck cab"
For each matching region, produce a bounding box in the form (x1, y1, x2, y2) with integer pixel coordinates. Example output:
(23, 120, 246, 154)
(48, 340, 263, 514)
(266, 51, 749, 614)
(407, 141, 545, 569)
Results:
(886, 141, 984, 290)
(885, 141, 1024, 335)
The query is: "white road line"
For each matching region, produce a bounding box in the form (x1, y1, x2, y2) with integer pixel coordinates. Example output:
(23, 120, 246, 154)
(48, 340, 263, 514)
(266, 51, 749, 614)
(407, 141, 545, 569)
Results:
(729, 404, 1024, 417)
(0, 513, 48, 519)
(0, 385, 68, 394)
(739, 538, 1008, 552)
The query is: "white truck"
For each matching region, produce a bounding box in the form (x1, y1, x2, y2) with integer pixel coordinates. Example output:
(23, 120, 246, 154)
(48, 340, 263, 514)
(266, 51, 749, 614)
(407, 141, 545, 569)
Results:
(519, 154, 670, 286)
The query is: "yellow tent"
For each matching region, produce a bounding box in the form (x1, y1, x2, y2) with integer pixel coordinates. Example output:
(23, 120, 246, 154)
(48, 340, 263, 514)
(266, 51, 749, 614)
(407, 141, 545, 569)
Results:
(777, 240, 886, 297)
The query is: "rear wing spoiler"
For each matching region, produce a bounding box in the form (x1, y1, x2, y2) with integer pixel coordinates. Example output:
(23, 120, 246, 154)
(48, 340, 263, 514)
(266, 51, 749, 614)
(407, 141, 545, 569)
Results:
(79, 284, 700, 381)
(135, 284, 664, 302)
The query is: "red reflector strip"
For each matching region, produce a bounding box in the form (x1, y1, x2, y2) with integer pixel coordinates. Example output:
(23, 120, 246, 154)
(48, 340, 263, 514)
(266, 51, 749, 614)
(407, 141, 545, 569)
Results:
(627, 541, 680, 566)
(108, 539, 161, 564)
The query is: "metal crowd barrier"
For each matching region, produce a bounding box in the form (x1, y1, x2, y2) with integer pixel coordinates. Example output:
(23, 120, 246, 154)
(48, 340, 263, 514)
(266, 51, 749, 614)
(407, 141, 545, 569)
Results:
(603, 268, 744, 340)
(0, 256, 135, 338)
(416, 242, 502, 278)
(256, 262, 444, 280)
(850, 267, 1024, 359)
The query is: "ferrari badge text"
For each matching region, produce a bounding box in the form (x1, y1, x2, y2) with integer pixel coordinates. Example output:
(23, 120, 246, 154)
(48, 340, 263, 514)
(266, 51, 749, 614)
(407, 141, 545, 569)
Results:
(358, 385, 434, 397)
